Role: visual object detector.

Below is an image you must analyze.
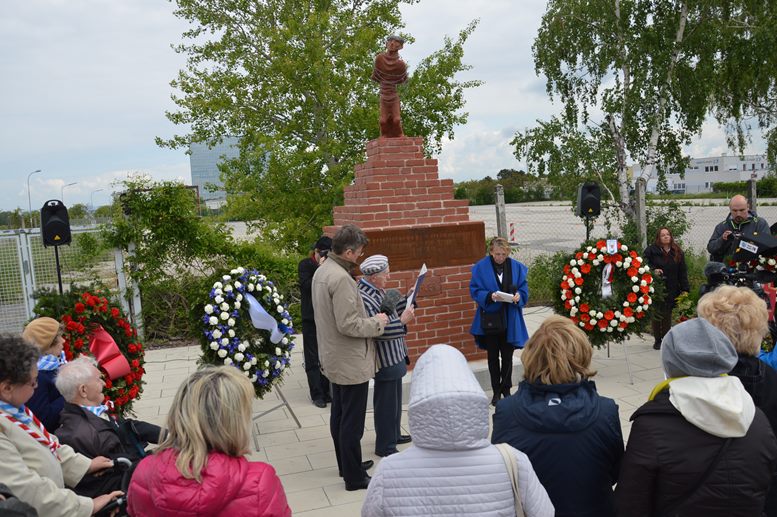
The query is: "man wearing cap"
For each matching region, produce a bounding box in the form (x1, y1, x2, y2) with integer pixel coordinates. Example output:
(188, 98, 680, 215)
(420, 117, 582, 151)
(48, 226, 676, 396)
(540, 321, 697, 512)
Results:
(616, 318, 777, 515)
(299, 236, 333, 408)
(707, 194, 770, 262)
(312, 224, 388, 491)
(22, 317, 66, 431)
(357, 254, 414, 458)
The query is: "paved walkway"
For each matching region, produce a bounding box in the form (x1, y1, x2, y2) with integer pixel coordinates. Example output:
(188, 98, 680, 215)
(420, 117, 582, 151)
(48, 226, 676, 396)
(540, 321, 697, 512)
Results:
(134, 306, 665, 516)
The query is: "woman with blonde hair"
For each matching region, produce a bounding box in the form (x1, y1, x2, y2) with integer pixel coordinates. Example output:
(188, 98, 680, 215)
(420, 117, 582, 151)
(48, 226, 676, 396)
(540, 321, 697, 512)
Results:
(492, 315, 623, 517)
(698, 285, 777, 516)
(469, 237, 529, 405)
(127, 366, 291, 516)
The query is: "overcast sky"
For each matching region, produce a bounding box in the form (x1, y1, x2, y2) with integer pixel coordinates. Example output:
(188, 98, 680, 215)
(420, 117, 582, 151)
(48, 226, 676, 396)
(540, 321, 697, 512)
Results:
(0, 0, 766, 212)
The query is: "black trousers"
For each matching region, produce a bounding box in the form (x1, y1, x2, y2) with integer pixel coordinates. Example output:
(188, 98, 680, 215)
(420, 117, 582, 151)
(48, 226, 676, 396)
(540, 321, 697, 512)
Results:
(330, 381, 369, 484)
(652, 303, 673, 344)
(301, 320, 330, 402)
(482, 332, 514, 396)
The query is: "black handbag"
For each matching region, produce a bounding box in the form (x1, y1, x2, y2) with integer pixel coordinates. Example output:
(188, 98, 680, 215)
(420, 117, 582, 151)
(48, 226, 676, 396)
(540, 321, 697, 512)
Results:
(480, 308, 505, 334)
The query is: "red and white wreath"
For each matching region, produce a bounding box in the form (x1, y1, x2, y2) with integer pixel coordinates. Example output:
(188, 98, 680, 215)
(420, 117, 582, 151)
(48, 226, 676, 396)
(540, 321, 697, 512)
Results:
(558, 240, 655, 347)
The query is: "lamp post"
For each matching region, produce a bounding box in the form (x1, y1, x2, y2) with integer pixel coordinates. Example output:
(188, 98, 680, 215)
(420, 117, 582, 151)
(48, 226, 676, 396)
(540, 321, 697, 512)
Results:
(90, 189, 104, 212)
(26, 169, 41, 228)
(61, 182, 77, 204)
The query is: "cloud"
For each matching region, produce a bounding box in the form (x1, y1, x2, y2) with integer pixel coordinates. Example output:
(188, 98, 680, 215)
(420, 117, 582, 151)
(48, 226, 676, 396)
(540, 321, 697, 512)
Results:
(0, 0, 768, 212)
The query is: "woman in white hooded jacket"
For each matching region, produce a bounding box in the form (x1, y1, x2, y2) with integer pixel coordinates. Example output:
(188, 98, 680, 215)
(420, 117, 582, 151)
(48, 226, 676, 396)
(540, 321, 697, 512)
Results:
(361, 344, 554, 517)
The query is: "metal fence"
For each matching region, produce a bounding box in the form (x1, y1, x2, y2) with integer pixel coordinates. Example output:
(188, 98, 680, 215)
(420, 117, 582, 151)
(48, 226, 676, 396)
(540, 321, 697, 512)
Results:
(0, 226, 125, 334)
(468, 199, 777, 265)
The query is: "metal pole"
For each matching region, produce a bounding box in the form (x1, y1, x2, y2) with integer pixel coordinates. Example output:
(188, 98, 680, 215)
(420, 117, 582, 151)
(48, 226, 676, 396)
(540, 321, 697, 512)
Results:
(27, 169, 41, 228)
(61, 182, 77, 204)
(495, 184, 507, 239)
(54, 246, 64, 295)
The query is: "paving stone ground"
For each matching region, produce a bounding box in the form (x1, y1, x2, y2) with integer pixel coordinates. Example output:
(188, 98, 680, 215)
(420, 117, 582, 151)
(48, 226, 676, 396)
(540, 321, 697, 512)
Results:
(136, 306, 664, 516)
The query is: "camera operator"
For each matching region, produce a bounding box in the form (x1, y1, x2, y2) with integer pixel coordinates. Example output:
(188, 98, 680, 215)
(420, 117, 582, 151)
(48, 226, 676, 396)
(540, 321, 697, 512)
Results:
(708, 195, 770, 262)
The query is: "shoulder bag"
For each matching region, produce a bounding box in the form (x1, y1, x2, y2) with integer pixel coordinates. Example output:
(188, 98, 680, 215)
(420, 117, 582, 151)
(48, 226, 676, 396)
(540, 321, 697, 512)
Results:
(495, 443, 525, 517)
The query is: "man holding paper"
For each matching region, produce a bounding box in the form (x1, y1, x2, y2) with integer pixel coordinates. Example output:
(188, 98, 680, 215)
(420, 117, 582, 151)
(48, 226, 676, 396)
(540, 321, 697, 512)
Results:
(469, 237, 529, 406)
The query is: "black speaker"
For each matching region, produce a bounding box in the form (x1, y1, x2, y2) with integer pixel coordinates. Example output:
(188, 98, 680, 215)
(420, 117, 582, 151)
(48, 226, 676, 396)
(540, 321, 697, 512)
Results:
(576, 182, 601, 217)
(41, 200, 72, 247)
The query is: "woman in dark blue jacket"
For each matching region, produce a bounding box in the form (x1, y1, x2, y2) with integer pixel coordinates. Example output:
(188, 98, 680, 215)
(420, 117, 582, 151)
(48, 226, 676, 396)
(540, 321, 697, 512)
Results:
(492, 315, 623, 517)
(469, 237, 529, 406)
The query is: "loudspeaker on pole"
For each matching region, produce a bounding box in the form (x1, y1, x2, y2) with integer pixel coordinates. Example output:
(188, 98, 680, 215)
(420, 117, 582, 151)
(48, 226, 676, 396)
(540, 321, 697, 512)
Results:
(41, 200, 72, 247)
(576, 182, 601, 217)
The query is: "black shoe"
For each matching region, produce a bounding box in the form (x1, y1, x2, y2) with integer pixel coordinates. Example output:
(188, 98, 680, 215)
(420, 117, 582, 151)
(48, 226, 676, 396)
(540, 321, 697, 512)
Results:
(491, 393, 500, 407)
(375, 449, 399, 457)
(345, 475, 371, 491)
(501, 387, 511, 398)
(312, 399, 327, 408)
(653, 340, 661, 350)
(338, 460, 374, 477)
(396, 435, 412, 445)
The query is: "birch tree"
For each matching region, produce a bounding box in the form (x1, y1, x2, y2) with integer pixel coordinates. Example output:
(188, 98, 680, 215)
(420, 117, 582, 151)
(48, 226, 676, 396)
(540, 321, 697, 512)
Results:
(514, 0, 773, 221)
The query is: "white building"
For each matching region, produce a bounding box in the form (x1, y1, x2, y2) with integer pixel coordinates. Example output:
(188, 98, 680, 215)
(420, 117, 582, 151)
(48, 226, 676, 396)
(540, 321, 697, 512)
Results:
(634, 154, 772, 194)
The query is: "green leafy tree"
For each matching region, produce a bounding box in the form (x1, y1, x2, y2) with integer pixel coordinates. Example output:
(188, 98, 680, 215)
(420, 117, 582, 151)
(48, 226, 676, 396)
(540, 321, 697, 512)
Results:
(161, 0, 481, 251)
(67, 203, 89, 221)
(514, 0, 776, 225)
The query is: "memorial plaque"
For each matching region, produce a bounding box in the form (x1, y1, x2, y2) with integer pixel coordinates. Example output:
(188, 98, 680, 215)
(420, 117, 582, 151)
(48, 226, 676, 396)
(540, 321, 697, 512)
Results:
(361, 222, 485, 272)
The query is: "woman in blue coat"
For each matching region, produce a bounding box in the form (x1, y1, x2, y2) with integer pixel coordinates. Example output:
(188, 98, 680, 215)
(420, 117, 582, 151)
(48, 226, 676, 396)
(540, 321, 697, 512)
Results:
(469, 237, 529, 406)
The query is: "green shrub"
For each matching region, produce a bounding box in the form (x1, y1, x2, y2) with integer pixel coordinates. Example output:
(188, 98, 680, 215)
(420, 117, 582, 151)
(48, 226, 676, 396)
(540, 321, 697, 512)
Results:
(527, 251, 570, 306)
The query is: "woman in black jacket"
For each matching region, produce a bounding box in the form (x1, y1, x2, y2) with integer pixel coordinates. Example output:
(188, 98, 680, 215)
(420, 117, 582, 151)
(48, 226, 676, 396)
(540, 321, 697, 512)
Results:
(643, 227, 689, 349)
(698, 285, 777, 516)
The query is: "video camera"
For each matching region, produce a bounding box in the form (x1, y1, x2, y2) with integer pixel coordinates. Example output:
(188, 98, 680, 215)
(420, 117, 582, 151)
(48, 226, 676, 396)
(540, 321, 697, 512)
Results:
(703, 231, 777, 293)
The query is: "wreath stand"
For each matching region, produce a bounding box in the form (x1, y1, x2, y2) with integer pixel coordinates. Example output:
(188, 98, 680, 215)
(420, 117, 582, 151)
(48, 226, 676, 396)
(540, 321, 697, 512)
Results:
(606, 341, 635, 385)
(251, 384, 302, 450)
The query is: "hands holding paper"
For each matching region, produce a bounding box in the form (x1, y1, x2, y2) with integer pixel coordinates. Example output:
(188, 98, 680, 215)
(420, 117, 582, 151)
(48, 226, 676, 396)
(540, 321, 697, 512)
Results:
(491, 291, 520, 304)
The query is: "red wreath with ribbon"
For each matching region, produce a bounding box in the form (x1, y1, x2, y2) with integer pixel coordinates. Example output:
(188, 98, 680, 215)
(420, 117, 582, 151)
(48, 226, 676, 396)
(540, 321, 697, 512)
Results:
(59, 291, 145, 416)
(556, 240, 655, 347)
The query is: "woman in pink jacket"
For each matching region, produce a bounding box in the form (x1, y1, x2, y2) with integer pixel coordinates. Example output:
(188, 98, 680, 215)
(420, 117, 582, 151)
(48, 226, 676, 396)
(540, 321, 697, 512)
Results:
(127, 366, 291, 517)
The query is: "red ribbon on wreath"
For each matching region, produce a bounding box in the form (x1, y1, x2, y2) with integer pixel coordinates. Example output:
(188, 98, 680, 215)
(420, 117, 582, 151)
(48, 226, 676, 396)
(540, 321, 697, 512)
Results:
(89, 325, 131, 380)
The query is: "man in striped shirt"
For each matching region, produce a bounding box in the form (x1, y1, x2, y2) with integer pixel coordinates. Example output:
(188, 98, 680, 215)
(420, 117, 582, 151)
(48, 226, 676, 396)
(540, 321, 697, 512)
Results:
(358, 255, 415, 457)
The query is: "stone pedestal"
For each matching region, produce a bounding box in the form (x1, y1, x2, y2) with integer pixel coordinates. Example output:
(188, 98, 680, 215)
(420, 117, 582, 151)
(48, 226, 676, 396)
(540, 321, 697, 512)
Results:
(324, 136, 486, 363)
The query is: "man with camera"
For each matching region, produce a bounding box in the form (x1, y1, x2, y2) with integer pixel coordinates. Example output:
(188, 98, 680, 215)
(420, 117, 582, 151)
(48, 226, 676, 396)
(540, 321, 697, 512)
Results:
(707, 195, 770, 262)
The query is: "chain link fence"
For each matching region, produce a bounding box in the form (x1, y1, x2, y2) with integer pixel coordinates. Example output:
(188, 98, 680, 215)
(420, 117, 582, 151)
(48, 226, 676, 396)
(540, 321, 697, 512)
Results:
(0, 226, 123, 334)
(468, 198, 777, 265)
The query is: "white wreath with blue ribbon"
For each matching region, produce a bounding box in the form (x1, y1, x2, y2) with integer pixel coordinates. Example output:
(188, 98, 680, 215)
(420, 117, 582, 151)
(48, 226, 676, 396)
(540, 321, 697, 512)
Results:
(200, 267, 295, 397)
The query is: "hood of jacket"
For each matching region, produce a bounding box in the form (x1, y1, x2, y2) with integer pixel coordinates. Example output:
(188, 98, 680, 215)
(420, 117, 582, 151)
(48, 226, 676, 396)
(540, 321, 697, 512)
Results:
(507, 379, 604, 433)
(408, 345, 490, 451)
(663, 376, 755, 438)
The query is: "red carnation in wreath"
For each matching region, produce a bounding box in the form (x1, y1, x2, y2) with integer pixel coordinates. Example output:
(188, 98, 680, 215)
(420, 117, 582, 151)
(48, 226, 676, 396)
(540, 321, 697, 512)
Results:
(58, 290, 145, 416)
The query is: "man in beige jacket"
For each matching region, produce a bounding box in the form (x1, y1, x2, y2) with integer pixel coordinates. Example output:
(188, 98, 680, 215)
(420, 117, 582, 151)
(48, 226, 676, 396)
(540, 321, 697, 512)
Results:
(312, 224, 388, 491)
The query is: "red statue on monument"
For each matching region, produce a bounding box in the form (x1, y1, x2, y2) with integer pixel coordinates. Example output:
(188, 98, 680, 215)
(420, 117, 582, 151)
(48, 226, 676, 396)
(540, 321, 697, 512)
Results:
(372, 35, 408, 138)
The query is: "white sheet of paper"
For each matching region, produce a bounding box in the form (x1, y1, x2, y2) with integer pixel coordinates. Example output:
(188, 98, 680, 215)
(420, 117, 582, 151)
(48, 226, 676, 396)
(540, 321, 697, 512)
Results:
(494, 291, 516, 303)
(406, 263, 427, 307)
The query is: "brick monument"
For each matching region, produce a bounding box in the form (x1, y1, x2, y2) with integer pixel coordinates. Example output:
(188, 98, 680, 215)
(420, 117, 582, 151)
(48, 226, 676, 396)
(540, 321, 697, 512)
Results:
(324, 136, 486, 362)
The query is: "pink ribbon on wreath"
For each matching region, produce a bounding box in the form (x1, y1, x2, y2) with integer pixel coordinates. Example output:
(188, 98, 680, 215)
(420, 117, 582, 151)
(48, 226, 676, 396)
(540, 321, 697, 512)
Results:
(89, 325, 131, 380)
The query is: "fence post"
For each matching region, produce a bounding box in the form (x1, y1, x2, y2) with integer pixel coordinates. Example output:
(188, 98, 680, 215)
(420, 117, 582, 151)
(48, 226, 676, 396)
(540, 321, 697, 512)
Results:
(18, 230, 36, 319)
(635, 178, 648, 250)
(495, 184, 507, 239)
(748, 175, 758, 214)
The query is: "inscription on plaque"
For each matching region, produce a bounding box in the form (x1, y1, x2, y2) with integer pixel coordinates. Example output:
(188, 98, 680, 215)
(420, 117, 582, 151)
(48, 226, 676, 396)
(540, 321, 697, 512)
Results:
(362, 222, 485, 272)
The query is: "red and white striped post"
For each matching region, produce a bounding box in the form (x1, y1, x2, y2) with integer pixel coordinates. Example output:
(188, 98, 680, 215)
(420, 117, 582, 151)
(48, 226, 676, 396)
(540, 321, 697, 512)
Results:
(509, 222, 516, 245)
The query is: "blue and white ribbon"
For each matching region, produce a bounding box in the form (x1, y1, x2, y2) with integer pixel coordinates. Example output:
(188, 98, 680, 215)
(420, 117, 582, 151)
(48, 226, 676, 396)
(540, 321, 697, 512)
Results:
(81, 404, 110, 418)
(244, 293, 284, 344)
(36, 354, 61, 371)
(0, 402, 33, 425)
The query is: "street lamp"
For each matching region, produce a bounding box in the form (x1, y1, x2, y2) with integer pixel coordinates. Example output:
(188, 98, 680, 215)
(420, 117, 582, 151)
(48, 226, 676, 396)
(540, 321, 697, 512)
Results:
(27, 169, 41, 228)
(90, 189, 104, 211)
(61, 182, 77, 204)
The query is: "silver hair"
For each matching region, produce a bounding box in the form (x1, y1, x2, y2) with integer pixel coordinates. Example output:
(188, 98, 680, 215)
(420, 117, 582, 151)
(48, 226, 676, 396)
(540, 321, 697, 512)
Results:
(55, 356, 99, 402)
(387, 34, 405, 44)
